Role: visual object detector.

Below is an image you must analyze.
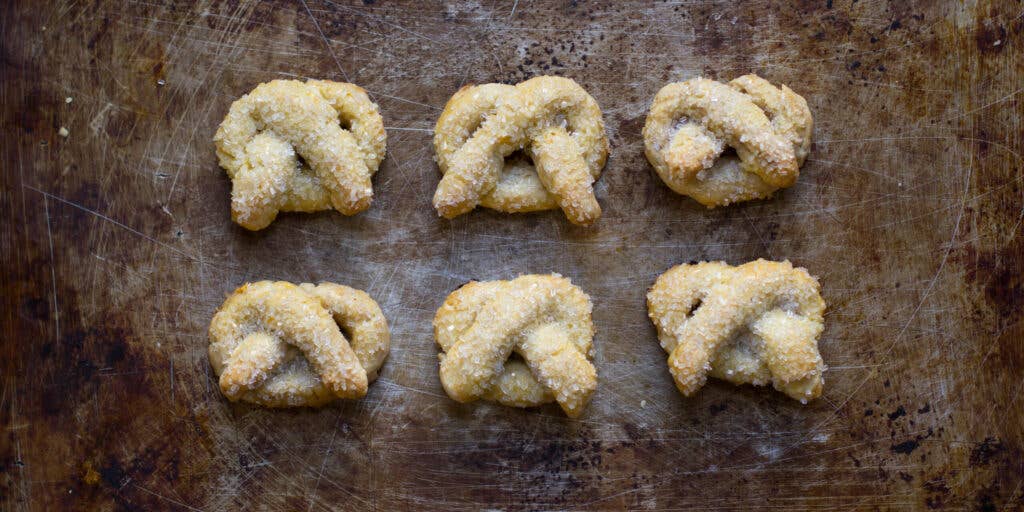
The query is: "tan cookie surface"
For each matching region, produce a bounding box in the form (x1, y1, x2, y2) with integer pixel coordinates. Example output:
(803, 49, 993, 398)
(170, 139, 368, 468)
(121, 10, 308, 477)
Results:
(433, 274, 597, 417)
(643, 75, 812, 207)
(208, 281, 389, 407)
(214, 79, 386, 230)
(647, 260, 826, 402)
(433, 76, 608, 225)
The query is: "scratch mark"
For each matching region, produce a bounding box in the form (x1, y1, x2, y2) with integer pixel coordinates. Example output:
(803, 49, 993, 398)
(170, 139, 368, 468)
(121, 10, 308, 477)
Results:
(25, 185, 195, 261)
(364, 90, 441, 111)
(321, 0, 446, 45)
(783, 141, 977, 460)
(301, 0, 350, 81)
(134, 484, 206, 511)
(169, 358, 174, 402)
(88, 102, 114, 135)
(43, 197, 61, 343)
(386, 126, 434, 133)
(306, 413, 341, 512)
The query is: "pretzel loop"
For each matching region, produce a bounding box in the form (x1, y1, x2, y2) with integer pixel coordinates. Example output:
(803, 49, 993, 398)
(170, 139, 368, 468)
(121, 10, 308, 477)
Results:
(434, 275, 597, 417)
(208, 281, 389, 407)
(215, 80, 386, 230)
(433, 76, 608, 225)
(647, 260, 826, 402)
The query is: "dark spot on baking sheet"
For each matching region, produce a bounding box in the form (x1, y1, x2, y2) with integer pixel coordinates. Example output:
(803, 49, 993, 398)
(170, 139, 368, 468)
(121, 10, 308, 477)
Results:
(924, 478, 951, 509)
(86, 16, 110, 50)
(976, 494, 997, 512)
(848, 452, 862, 467)
(21, 296, 49, 321)
(617, 115, 644, 136)
(969, 437, 1004, 466)
(622, 422, 643, 442)
(888, 405, 906, 420)
(99, 458, 128, 489)
(892, 439, 918, 455)
(975, 19, 1006, 54)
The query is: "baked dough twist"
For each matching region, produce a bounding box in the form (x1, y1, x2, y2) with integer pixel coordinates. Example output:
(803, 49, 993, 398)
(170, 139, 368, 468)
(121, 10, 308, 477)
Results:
(215, 79, 386, 230)
(643, 75, 812, 207)
(209, 281, 389, 407)
(647, 260, 826, 402)
(434, 275, 597, 417)
(433, 76, 608, 225)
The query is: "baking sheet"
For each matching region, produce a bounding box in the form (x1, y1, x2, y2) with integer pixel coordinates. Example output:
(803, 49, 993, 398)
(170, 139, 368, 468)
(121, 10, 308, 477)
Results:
(2, 0, 1022, 509)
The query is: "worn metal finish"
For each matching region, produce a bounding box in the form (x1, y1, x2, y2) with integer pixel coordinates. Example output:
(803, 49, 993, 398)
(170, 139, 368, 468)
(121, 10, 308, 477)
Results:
(2, 1, 1022, 509)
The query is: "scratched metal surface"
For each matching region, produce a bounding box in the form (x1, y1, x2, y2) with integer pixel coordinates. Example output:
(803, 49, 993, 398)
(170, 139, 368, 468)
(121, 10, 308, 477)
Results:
(2, 0, 1023, 510)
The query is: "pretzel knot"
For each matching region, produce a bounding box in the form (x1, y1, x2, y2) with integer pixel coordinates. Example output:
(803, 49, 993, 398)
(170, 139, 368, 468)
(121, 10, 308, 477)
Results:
(214, 79, 386, 230)
(208, 281, 390, 407)
(434, 275, 597, 417)
(433, 76, 609, 225)
(647, 260, 826, 402)
(643, 75, 812, 207)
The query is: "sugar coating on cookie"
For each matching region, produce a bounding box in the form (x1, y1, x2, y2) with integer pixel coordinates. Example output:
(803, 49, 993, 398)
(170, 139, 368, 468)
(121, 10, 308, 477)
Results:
(214, 79, 386, 230)
(433, 76, 608, 225)
(433, 274, 597, 417)
(643, 75, 812, 207)
(208, 281, 389, 407)
(647, 259, 826, 402)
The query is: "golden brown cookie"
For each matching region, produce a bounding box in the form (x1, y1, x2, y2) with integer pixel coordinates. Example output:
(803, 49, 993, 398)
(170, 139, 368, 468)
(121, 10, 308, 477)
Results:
(433, 274, 597, 417)
(208, 281, 389, 407)
(647, 260, 826, 402)
(214, 79, 386, 230)
(643, 75, 812, 207)
(433, 76, 608, 225)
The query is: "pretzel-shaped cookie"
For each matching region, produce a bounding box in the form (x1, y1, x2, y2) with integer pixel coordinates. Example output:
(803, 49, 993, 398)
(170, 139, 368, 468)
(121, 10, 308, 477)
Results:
(647, 260, 826, 402)
(208, 281, 389, 407)
(215, 79, 386, 230)
(643, 75, 812, 207)
(434, 275, 597, 417)
(433, 76, 608, 225)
